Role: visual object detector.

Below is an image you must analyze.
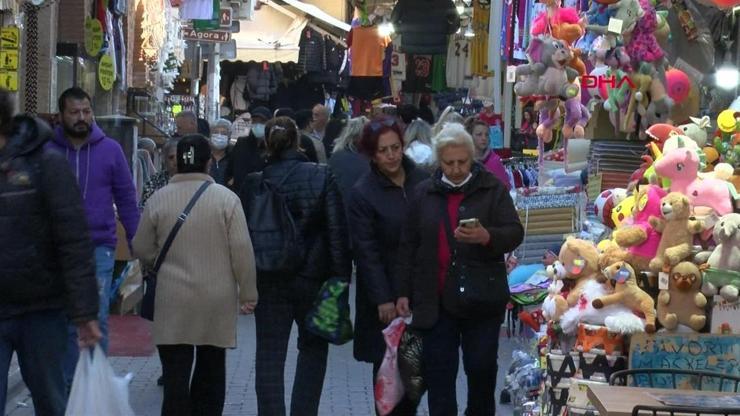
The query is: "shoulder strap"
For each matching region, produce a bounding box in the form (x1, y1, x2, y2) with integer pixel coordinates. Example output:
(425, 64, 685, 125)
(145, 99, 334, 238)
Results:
(152, 181, 211, 275)
(440, 197, 458, 257)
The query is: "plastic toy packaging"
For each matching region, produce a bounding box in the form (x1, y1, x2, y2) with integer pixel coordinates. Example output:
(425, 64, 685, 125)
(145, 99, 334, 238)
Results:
(500, 350, 543, 407)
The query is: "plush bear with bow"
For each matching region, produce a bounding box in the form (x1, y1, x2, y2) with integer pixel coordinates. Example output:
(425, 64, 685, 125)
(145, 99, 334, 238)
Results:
(543, 238, 601, 323)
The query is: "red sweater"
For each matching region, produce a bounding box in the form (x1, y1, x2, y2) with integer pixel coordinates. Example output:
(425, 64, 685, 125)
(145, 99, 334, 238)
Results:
(437, 193, 465, 294)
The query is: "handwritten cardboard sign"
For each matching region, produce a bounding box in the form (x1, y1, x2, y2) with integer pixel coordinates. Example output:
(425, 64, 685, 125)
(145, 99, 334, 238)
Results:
(629, 333, 740, 391)
(711, 296, 740, 334)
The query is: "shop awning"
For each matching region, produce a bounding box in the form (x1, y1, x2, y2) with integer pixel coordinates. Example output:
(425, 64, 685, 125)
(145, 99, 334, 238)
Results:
(231, 3, 307, 62)
(281, 0, 351, 32)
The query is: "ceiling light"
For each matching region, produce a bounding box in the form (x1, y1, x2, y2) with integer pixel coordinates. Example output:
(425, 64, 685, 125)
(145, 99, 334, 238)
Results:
(456, 1, 465, 14)
(378, 22, 394, 36)
(716, 66, 739, 90)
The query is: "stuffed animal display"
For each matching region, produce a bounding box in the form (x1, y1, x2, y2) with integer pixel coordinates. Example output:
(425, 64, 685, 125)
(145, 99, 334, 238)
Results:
(592, 261, 657, 333)
(514, 36, 580, 99)
(543, 238, 601, 322)
(648, 192, 703, 272)
(657, 262, 707, 331)
(613, 185, 667, 272)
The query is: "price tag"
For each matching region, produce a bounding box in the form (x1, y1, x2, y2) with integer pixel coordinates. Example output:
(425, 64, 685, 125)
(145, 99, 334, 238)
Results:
(506, 65, 517, 83)
(608, 18, 623, 34)
(658, 272, 670, 290)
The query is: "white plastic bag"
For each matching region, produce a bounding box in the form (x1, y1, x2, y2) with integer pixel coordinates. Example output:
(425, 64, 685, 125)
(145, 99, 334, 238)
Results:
(374, 317, 406, 416)
(65, 345, 135, 416)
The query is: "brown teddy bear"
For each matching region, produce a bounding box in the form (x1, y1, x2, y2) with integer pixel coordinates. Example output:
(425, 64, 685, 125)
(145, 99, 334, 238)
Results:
(657, 261, 707, 331)
(548, 238, 601, 320)
(648, 192, 703, 272)
(592, 261, 657, 333)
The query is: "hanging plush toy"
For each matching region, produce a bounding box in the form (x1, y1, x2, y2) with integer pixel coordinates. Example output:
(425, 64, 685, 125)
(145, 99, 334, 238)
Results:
(648, 192, 704, 272)
(623, 63, 653, 133)
(624, 0, 665, 68)
(592, 261, 657, 333)
(536, 104, 561, 143)
(531, 0, 586, 75)
(577, 0, 615, 54)
(657, 261, 707, 331)
(514, 36, 580, 99)
(587, 0, 644, 49)
(563, 81, 590, 139)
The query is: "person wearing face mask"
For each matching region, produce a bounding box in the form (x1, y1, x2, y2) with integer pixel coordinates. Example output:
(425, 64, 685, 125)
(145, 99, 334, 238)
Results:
(209, 118, 232, 186)
(230, 111, 252, 146)
(225, 106, 270, 190)
(347, 117, 429, 415)
(395, 123, 523, 416)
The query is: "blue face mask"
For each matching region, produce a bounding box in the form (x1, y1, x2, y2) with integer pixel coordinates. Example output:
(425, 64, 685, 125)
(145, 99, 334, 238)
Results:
(252, 123, 266, 139)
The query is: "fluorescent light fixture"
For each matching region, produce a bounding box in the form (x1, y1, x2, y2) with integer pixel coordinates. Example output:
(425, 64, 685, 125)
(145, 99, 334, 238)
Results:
(378, 22, 394, 36)
(464, 24, 475, 38)
(716, 66, 740, 90)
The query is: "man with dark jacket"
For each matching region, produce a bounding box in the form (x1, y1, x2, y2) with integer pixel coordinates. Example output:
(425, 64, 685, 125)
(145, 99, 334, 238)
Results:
(0, 90, 101, 415)
(46, 87, 140, 383)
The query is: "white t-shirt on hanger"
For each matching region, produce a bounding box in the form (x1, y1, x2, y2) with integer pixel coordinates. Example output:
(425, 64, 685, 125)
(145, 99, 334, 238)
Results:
(446, 36, 472, 89)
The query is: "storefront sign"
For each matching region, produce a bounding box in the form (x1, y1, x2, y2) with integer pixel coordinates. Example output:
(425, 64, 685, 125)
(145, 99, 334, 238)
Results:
(0, 27, 19, 50)
(629, 333, 740, 391)
(0, 70, 18, 91)
(98, 55, 115, 91)
(84, 17, 104, 56)
(181, 28, 231, 43)
(0, 50, 18, 70)
(220, 8, 232, 27)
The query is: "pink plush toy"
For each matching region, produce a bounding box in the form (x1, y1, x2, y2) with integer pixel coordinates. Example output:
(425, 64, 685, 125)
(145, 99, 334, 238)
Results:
(613, 184, 667, 271)
(654, 146, 733, 216)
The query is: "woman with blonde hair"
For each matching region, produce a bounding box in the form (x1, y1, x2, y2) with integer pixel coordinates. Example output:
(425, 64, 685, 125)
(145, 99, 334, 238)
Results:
(328, 116, 371, 202)
(403, 119, 434, 166)
(432, 106, 465, 137)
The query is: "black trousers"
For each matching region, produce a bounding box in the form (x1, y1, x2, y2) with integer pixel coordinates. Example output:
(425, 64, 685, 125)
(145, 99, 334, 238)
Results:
(254, 280, 328, 416)
(372, 361, 419, 416)
(158, 344, 226, 416)
(422, 310, 504, 416)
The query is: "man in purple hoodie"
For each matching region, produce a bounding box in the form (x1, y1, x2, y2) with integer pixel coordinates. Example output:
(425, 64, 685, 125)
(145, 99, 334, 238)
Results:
(46, 87, 140, 384)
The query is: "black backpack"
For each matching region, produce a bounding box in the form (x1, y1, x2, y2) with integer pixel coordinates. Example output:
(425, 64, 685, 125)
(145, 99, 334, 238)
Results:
(241, 163, 305, 274)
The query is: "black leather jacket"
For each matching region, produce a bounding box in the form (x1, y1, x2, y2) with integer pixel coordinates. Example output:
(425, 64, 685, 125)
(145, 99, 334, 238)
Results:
(0, 116, 98, 323)
(241, 150, 352, 284)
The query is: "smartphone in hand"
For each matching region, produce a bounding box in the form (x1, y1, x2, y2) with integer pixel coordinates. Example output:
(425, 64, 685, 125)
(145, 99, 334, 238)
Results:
(459, 218, 480, 228)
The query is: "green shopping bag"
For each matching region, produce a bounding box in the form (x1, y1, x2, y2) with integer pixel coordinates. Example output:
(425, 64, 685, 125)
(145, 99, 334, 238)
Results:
(305, 277, 353, 345)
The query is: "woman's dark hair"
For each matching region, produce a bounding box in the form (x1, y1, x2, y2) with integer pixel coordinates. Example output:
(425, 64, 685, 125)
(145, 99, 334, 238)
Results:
(274, 107, 295, 119)
(398, 104, 419, 125)
(464, 116, 489, 136)
(265, 116, 299, 157)
(324, 116, 347, 143)
(357, 116, 404, 158)
(294, 109, 313, 130)
(177, 134, 211, 173)
(0, 89, 15, 135)
(197, 118, 211, 137)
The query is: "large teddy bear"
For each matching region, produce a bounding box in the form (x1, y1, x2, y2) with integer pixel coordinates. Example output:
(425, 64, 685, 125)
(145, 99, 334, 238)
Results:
(648, 192, 703, 272)
(657, 261, 707, 331)
(514, 36, 580, 99)
(593, 261, 657, 333)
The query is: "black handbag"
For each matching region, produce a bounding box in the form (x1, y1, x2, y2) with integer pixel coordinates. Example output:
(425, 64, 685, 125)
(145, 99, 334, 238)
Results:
(140, 181, 211, 321)
(439, 200, 510, 318)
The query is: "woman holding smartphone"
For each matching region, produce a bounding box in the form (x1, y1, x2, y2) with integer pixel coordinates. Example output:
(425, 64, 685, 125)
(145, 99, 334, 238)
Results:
(395, 123, 523, 416)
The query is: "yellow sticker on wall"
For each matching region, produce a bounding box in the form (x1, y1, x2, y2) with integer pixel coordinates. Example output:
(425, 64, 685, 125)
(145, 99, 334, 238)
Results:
(0, 70, 18, 91)
(98, 55, 115, 91)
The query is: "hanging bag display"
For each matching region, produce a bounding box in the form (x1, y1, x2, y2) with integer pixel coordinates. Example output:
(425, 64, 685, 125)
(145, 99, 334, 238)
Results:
(141, 181, 211, 321)
(440, 199, 510, 318)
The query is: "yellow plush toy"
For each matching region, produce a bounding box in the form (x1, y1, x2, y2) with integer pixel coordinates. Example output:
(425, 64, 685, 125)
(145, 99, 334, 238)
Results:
(593, 261, 657, 333)
(648, 192, 703, 272)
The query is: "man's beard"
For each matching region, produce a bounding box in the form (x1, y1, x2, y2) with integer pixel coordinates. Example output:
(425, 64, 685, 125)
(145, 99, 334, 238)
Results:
(63, 121, 91, 139)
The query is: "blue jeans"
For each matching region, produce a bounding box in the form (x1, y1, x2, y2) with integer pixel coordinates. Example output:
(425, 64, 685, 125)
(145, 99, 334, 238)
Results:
(0, 309, 68, 415)
(63, 245, 114, 387)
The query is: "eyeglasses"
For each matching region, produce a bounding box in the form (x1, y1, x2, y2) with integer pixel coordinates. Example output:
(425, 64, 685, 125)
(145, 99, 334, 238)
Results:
(369, 118, 396, 132)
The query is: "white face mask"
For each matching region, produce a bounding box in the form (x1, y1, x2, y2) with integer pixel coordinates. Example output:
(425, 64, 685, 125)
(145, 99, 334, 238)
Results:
(211, 134, 229, 150)
(252, 123, 266, 139)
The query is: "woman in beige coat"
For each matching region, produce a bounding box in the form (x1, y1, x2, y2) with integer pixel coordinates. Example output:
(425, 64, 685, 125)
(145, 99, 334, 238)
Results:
(133, 134, 257, 416)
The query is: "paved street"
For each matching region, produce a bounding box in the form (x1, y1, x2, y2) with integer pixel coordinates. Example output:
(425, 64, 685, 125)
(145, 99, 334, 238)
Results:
(5, 286, 519, 416)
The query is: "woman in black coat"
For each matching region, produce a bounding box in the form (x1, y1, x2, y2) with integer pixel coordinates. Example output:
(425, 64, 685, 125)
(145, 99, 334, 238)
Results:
(348, 116, 428, 415)
(395, 123, 523, 416)
(239, 117, 352, 416)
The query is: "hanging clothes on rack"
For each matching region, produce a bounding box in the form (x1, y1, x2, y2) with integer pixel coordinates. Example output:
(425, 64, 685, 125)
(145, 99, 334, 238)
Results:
(471, 0, 491, 76)
(447, 34, 472, 89)
(347, 25, 390, 100)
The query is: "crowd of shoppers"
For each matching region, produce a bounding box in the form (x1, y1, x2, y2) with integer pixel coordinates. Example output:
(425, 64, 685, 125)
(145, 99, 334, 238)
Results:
(0, 85, 520, 416)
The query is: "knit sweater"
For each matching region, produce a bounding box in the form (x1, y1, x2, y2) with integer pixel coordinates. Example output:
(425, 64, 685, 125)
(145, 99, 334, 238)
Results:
(133, 173, 258, 348)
